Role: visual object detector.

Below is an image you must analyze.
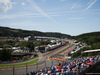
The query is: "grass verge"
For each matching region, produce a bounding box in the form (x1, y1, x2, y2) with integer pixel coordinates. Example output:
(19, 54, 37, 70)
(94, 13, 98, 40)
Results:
(0, 59, 39, 67)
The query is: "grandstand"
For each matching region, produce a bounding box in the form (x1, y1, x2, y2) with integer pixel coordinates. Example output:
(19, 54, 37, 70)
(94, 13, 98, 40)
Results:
(24, 56, 100, 75)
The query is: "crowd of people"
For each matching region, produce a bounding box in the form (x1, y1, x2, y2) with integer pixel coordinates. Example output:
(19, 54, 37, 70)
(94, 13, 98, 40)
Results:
(24, 56, 100, 75)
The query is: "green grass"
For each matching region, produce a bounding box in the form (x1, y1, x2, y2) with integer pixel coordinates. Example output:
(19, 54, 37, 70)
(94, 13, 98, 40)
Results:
(57, 44, 74, 54)
(50, 44, 75, 59)
(0, 59, 39, 67)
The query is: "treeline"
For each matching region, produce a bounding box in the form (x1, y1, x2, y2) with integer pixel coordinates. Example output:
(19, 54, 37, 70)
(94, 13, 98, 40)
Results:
(75, 32, 100, 45)
(72, 32, 100, 58)
(72, 45, 100, 58)
(0, 40, 53, 51)
(0, 26, 71, 38)
(0, 40, 53, 61)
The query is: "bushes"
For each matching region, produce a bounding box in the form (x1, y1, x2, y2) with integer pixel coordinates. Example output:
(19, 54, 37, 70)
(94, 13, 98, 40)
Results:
(72, 43, 100, 58)
(74, 32, 100, 58)
(23, 56, 30, 60)
(0, 49, 12, 61)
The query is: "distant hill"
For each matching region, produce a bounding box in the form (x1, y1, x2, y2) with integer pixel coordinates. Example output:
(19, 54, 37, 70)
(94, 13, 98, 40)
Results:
(72, 32, 100, 58)
(0, 26, 71, 38)
(75, 32, 100, 45)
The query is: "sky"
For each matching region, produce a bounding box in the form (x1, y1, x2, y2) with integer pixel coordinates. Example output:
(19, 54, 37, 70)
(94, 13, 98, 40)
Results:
(0, 0, 100, 36)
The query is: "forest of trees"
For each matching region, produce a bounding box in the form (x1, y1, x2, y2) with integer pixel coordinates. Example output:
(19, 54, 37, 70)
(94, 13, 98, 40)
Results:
(72, 32, 100, 58)
(0, 26, 71, 38)
(0, 40, 55, 61)
(75, 32, 100, 45)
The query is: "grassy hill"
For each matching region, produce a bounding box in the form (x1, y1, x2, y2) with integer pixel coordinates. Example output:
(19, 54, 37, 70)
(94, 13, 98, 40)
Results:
(72, 32, 100, 58)
(0, 26, 71, 38)
(75, 32, 100, 45)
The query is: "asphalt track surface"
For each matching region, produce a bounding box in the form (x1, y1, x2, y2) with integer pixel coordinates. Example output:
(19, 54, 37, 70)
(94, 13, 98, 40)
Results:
(0, 45, 74, 75)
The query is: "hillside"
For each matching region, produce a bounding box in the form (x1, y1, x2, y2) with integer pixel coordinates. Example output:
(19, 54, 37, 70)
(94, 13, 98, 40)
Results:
(0, 26, 71, 38)
(75, 32, 100, 45)
(72, 32, 100, 58)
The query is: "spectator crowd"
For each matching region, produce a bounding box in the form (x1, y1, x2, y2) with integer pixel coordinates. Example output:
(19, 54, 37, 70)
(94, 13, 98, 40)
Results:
(24, 56, 100, 75)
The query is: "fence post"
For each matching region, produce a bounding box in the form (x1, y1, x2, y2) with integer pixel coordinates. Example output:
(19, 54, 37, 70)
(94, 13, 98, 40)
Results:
(58, 60, 59, 64)
(51, 60, 53, 66)
(45, 60, 46, 67)
(13, 64, 14, 75)
(26, 63, 27, 74)
(37, 62, 38, 71)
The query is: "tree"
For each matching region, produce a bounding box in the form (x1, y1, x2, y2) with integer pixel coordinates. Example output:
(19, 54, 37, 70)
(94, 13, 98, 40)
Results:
(0, 49, 12, 61)
(26, 42, 34, 52)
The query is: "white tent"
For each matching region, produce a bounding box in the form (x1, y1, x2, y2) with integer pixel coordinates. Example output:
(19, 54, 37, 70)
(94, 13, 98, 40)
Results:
(82, 49, 100, 53)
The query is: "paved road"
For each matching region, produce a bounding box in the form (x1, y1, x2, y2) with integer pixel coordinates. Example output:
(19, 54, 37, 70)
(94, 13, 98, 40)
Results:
(0, 44, 73, 75)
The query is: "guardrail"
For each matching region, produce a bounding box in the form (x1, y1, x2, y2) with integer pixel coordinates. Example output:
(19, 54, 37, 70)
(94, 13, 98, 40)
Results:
(1, 57, 99, 75)
(0, 59, 60, 75)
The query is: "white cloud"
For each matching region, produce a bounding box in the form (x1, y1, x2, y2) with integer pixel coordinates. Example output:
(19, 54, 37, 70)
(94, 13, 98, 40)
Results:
(70, 3, 81, 10)
(83, 0, 97, 12)
(22, 2, 26, 6)
(27, 0, 57, 23)
(0, 11, 61, 20)
(42, 0, 47, 2)
(0, 14, 17, 19)
(87, 0, 93, 5)
(68, 17, 83, 20)
(47, 10, 82, 15)
(60, 0, 66, 2)
(0, 0, 13, 12)
(89, 9, 100, 12)
(70, 3, 77, 10)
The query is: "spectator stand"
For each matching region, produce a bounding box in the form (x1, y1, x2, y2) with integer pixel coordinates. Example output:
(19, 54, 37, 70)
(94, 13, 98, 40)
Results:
(24, 56, 100, 75)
